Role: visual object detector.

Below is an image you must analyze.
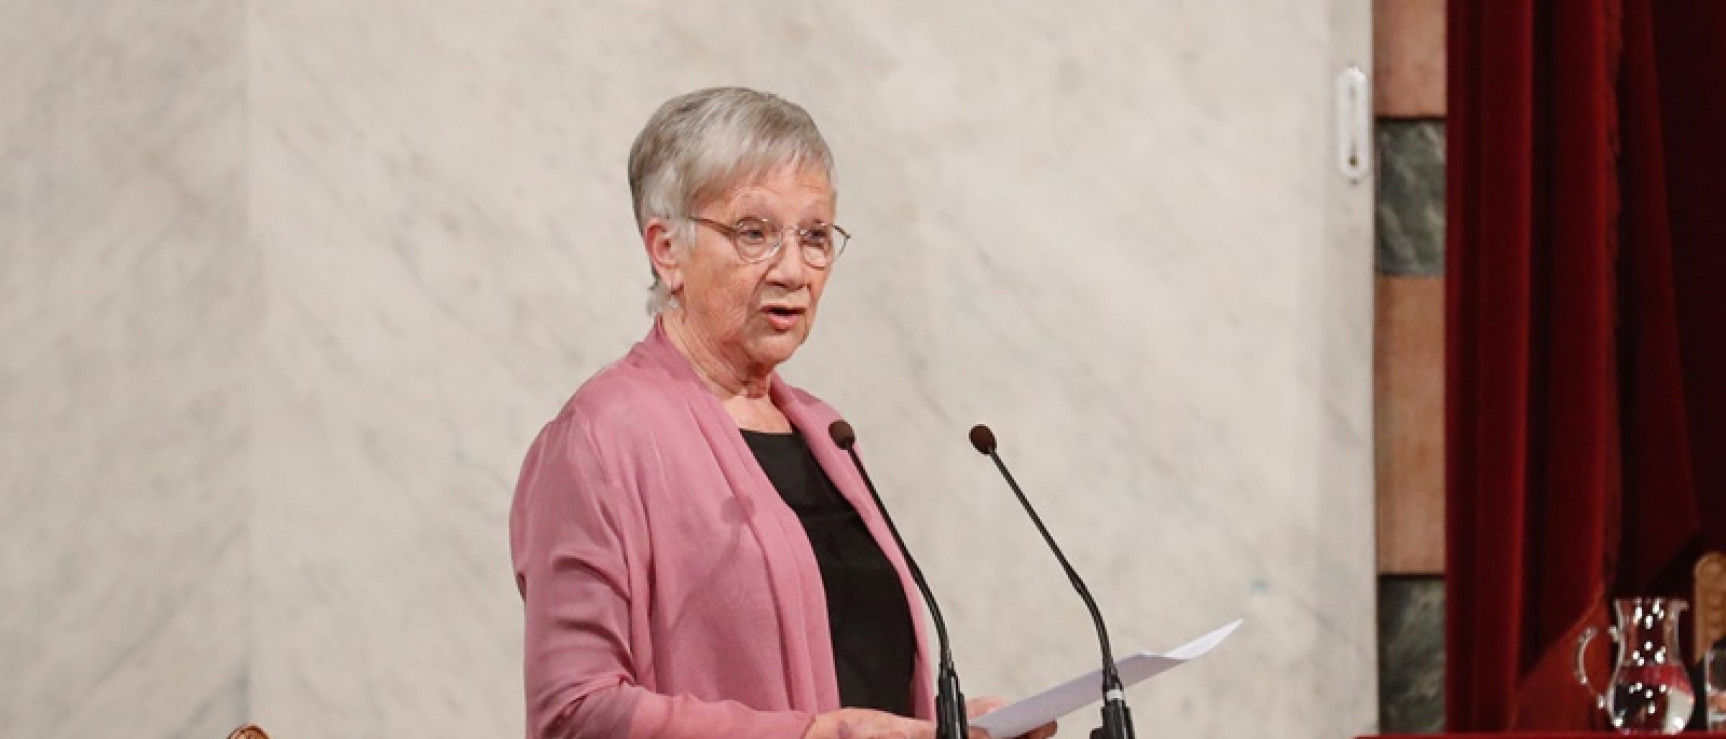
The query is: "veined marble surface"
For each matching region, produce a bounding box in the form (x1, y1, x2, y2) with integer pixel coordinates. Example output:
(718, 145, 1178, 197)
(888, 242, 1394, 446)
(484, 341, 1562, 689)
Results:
(5, 1, 1375, 737)
(0, 2, 252, 737)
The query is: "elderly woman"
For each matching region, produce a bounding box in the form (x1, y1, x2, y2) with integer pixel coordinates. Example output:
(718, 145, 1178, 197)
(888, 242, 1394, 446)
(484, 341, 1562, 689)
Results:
(510, 88, 1054, 739)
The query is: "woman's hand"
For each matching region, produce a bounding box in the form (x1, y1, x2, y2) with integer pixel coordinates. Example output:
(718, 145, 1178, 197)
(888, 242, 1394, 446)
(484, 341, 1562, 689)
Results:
(804, 708, 937, 739)
(966, 696, 1058, 739)
(801, 699, 1058, 739)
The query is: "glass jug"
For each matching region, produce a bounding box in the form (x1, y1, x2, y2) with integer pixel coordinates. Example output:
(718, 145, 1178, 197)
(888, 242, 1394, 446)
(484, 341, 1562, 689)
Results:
(1574, 598, 1696, 734)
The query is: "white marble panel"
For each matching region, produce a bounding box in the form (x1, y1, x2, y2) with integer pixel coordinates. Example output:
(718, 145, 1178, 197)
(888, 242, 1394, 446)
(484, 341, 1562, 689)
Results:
(0, 1, 252, 737)
(249, 2, 1374, 738)
(800, 5, 1378, 737)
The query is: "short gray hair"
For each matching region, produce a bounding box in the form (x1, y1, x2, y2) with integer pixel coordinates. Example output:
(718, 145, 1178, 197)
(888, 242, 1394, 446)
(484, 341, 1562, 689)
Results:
(628, 87, 836, 314)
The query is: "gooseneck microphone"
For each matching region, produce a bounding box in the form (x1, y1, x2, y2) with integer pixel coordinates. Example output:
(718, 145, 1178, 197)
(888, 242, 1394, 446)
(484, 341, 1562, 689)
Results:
(968, 424, 1136, 739)
(828, 421, 968, 739)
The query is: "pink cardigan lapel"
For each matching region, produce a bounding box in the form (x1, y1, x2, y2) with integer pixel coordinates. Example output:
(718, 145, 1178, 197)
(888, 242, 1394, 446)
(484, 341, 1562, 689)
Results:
(635, 321, 840, 711)
(634, 319, 936, 719)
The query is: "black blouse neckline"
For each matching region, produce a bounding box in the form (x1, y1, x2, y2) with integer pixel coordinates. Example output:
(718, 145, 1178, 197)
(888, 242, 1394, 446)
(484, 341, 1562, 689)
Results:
(740, 427, 915, 716)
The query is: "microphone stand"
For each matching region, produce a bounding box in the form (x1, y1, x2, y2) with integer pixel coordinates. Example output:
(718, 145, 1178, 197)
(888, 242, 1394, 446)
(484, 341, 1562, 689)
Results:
(829, 422, 968, 739)
(970, 425, 1136, 739)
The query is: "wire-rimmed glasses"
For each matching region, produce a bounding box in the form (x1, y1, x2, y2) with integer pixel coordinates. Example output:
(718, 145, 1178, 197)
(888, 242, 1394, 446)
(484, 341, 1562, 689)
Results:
(686, 215, 851, 268)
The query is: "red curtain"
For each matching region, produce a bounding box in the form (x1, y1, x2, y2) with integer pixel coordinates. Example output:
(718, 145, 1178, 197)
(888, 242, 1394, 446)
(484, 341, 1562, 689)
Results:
(1629, 0, 1726, 592)
(1445, 0, 1726, 731)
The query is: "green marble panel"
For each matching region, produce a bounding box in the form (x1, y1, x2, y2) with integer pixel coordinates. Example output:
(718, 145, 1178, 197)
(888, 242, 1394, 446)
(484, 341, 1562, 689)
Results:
(1376, 122, 1446, 276)
(1379, 575, 1445, 733)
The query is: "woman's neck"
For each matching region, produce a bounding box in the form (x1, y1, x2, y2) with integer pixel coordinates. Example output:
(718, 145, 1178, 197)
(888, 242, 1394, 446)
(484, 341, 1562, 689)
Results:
(662, 312, 791, 432)
(661, 311, 772, 401)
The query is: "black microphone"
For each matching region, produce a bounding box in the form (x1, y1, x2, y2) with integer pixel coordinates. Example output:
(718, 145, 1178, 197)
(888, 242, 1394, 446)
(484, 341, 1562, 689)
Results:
(969, 424, 1135, 739)
(828, 421, 968, 739)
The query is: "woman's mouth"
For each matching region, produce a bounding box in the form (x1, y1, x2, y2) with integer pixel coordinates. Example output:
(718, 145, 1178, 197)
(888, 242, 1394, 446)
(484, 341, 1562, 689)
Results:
(762, 305, 806, 331)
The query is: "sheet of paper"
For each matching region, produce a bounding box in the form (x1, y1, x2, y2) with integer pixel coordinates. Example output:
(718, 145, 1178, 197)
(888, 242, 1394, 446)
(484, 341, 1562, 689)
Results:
(969, 619, 1242, 738)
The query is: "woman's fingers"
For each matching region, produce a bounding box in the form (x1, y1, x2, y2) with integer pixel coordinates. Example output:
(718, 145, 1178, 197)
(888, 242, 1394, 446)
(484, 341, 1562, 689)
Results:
(965, 696, 1008, 719)
(808, 700, 1058, 739)
(964, 696, 1058, 739)
(808, 708, 935, 739)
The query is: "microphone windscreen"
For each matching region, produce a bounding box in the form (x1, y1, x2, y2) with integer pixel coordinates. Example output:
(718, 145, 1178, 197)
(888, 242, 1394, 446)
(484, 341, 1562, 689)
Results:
(828, 420, 857, 450)
(968, 424, 997, 454)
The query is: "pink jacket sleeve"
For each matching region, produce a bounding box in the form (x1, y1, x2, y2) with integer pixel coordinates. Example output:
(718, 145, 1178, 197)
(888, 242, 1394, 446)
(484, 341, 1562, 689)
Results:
(511, 414, 817, 739)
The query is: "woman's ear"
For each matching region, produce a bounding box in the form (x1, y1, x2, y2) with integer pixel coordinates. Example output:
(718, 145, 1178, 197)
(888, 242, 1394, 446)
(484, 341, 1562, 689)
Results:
(643, 218, 682, 292)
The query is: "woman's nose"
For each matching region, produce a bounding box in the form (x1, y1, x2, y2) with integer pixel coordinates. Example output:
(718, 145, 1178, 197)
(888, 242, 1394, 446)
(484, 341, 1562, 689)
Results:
(763, 233, 809, 284)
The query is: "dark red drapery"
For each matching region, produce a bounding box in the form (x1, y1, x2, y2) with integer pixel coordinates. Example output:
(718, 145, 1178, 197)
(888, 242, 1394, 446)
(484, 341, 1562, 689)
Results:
(1445, 0, 1726, 731)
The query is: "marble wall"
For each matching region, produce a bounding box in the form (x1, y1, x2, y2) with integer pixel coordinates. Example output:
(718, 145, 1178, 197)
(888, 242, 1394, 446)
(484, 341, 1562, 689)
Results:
(1378, 577, 1445, 733)
(1, 1, 252, 736)
(3, 1, 1376, 737)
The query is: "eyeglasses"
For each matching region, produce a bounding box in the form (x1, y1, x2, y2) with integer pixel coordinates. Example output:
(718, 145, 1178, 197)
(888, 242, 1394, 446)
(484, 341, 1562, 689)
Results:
(685, 215, 851, 268)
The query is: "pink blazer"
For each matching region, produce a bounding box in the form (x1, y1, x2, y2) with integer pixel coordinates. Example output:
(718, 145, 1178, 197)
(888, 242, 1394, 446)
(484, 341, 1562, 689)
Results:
(510, 321, 936, 739)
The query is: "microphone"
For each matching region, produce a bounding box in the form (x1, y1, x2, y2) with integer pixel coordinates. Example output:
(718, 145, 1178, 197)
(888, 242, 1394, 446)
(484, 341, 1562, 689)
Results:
(969, 424, 1136, 739)
(828, 421, 968, 739)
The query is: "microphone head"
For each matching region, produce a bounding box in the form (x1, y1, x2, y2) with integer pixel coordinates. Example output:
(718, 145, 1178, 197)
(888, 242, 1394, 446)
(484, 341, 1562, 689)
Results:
(968, 424, 997, 455)
(828, 420, 857, 450)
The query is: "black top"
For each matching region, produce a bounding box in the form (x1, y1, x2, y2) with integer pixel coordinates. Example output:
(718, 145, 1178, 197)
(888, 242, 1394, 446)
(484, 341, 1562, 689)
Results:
(741, 429, 915, 716)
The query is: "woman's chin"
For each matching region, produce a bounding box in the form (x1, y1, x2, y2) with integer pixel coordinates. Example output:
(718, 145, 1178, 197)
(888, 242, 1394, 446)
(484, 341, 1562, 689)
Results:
(748, 331, 808, 369)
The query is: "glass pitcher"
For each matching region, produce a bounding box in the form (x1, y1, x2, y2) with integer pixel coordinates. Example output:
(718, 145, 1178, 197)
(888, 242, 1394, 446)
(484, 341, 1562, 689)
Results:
(1574, 598, 1696, 734)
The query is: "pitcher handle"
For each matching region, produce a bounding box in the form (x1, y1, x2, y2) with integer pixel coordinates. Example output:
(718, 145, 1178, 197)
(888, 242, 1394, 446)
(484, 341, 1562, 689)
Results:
(1574, 625, 1615, 709)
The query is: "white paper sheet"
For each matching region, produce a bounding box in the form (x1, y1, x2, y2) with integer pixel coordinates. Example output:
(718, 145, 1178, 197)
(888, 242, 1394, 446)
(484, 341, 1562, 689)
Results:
(969, 619, 1242, 738)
